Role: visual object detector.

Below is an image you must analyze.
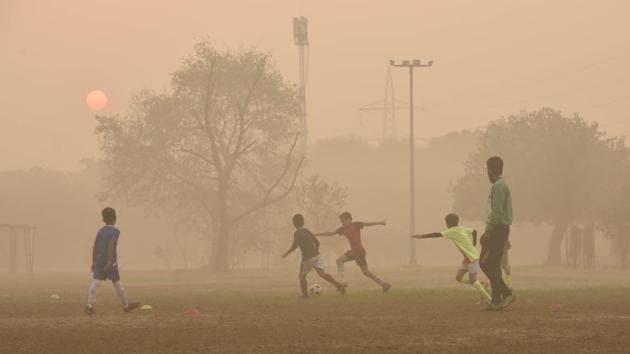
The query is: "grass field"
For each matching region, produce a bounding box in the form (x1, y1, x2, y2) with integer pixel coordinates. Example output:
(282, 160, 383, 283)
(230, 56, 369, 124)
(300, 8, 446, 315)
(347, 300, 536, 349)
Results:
(1, 266, 630, 353)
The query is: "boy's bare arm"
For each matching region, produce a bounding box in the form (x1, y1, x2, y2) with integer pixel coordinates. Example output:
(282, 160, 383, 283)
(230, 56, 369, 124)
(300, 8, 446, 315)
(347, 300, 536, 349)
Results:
(362, 220, 387, 227)
(91, 239, 97, 271)
(282, 236, 299, 258)
(313, 230, 337, 237)
(411, 232, 442, 239)
(282, 243, 298, 258)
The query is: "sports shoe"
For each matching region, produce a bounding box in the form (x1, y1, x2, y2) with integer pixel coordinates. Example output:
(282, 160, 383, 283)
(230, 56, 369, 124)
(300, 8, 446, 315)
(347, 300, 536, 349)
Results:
(84, 305, 95, 315)
(123, 302, 141, 313)
(336, 283, 347, 295)
(382, 283, 392, 293)
(501, 294, 517, 309)
(485, 302, 503, 311)
(299, 294, 310, 300)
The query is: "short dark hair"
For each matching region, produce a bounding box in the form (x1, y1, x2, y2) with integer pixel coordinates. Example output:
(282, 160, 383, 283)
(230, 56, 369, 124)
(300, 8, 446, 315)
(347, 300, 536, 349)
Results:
(486, 156, 504, 175)
(445, 213, 459, 228)
(102, 207, 116, 224)
(292, 213, 304, 228)
(339, 212, 352, 221)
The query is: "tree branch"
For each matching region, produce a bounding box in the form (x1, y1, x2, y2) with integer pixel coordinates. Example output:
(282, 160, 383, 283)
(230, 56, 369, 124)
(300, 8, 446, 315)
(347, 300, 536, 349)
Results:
(230, 133, 304, 225)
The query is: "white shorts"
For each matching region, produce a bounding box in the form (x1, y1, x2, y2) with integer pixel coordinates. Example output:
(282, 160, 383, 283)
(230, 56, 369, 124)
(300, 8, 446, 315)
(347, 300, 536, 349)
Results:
(300, 255, 325, 276)
(459, 259, 480, 274)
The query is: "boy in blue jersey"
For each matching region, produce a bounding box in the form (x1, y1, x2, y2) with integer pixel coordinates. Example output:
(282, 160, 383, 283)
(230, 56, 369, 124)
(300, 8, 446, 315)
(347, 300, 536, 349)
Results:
(85, 207, 140, 315)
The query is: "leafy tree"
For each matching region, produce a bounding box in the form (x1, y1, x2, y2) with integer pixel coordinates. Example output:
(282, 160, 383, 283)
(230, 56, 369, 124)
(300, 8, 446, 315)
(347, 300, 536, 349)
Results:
(296, 174, 348, 232)
(592, 143, 630, 268)
(294, 174, 348, 260)
(453, 108, 626, 265)
(96, 41, 304, 271)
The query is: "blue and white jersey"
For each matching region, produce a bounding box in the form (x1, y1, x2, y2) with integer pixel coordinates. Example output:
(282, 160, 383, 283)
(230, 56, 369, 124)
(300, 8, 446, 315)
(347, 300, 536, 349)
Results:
(94, 225, 120, 267)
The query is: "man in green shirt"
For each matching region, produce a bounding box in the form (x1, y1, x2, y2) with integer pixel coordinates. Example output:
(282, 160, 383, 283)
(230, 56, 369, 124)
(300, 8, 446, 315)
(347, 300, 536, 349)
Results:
(480, 156, 516, 310)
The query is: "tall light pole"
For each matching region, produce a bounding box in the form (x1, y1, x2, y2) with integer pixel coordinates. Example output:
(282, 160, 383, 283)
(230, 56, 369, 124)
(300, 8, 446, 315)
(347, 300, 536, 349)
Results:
(293, 16, 309, 146)
(390, 59, 433, 265)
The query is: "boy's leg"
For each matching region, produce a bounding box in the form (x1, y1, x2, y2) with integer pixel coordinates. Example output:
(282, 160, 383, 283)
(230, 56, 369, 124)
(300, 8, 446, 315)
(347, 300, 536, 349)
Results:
(113, 281, 130, 308)
(87, 279, 101, 308)
(299, 274, 308, 297)
(357, 250, 390, 292)
(336, 254, 350, 284)
(359, 265, 390, 292)
(455, 269, 469, 284)
(456, 259, 470, 283)
(106, 267, 129, 307)
(315, 268, 346, 294)
(468, 264, 492, 303)
(299, 258, 316, 297)
(110, 268, 139, 311)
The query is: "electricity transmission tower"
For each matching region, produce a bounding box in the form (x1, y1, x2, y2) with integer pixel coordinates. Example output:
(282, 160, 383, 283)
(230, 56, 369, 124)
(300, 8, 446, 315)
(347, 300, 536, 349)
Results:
(383, 66, 397, 139)
(358, 66, 424, 141)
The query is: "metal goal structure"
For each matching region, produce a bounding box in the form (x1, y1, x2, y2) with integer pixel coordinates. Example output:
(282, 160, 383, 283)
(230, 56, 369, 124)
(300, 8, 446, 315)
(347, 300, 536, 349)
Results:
(0, 223, 36, 273)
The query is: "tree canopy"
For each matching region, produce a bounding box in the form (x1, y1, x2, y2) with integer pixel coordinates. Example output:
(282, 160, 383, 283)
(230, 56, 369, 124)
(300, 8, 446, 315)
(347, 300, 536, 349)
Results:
(453, 108, 630, 265)
(96, 41, 304, 271)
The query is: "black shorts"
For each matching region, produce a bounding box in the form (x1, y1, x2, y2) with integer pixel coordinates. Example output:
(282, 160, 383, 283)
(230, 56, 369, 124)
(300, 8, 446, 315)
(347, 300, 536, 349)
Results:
(344, 249, 367, 266)
(93, 265, 120, 282)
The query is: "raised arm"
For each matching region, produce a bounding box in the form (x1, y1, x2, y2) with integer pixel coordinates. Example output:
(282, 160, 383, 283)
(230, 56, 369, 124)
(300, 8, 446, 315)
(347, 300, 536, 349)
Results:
(411, 232, 442, 239)
(361, 220, 386, 227)
(313, 230, 337, 237)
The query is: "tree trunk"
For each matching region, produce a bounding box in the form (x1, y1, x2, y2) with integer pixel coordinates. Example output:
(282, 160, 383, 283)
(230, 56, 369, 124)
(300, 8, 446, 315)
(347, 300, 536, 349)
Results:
(211, 187, 231, 272)
(546, 219, 568, 265)
(212, 230, 230, 272)
(617, 229, 629, 269)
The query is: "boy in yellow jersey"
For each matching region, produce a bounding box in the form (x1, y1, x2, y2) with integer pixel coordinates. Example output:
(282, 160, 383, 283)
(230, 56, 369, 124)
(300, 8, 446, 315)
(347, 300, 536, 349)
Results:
(412, 213, 492, 303)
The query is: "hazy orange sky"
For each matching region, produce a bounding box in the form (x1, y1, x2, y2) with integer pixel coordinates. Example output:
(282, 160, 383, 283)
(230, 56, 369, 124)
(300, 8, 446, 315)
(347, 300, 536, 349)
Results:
(1, 0, 629, 170)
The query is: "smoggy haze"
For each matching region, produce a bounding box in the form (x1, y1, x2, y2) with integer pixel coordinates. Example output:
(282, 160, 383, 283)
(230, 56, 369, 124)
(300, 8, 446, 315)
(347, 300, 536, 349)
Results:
(1, 0, 629, 170)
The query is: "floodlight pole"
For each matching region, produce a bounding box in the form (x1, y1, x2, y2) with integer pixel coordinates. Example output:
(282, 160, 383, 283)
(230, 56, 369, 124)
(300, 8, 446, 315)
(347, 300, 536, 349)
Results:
(390, 59, 433, 266)
(293, 17, 309, 147)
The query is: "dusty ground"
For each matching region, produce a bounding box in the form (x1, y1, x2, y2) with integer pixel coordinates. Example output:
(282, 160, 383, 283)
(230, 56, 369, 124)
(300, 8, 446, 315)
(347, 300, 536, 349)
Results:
(1, 266, 629, 353)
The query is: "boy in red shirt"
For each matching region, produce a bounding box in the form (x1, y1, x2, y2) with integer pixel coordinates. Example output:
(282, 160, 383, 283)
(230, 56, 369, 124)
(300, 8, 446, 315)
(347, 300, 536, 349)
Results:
(315, 212, 391, 292)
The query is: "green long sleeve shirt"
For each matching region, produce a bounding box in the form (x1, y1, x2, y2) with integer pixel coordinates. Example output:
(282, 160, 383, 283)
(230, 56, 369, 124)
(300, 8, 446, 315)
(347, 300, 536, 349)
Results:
(486, 177, 513, 230)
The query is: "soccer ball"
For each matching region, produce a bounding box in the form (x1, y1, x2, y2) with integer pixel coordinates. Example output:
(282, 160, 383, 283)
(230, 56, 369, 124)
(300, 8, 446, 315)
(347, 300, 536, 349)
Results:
(308, 283, 322, 296)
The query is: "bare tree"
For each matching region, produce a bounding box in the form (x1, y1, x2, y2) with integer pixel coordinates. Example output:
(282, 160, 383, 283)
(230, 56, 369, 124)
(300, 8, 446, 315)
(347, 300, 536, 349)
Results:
(96, 41, 304, 271)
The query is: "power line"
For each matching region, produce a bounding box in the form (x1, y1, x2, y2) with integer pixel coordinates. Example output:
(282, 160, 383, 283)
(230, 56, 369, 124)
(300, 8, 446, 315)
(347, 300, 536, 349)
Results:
(578, 94, 630, 113)
(427, 46, 630, 109)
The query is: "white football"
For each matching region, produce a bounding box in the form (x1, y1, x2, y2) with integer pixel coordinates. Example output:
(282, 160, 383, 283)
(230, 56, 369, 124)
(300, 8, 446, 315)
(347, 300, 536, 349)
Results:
(308, 283, 322, 296)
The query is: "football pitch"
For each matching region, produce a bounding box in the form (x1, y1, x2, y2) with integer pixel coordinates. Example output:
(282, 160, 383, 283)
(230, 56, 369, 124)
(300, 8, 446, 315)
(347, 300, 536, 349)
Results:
(1, 266, 629, 353)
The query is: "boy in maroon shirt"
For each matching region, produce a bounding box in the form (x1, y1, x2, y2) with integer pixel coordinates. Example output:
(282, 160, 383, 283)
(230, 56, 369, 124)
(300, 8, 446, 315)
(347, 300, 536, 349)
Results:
(315, 212, 391, 292)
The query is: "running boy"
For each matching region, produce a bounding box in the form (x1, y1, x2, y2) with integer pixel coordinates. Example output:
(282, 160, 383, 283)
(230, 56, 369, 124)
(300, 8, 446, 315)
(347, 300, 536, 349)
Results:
(282, 214, 346, 298)
(412, 213, 492, 303)
(85, 207, 140, 315)
(315, 212, 391, 293)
